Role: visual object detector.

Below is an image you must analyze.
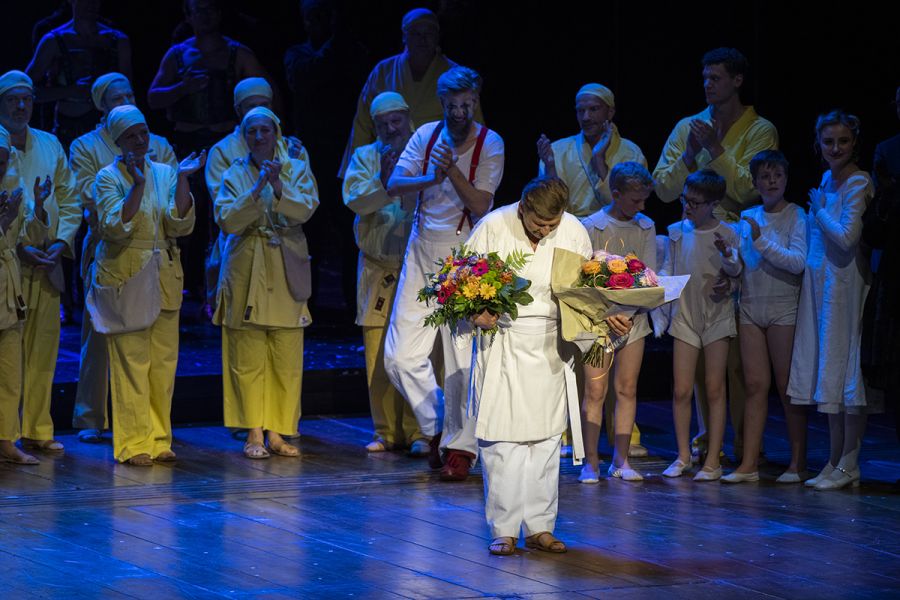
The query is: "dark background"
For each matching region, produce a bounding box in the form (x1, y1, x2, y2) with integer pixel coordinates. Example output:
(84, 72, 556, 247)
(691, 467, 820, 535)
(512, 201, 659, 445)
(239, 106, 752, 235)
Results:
(4, 0, 899, 268)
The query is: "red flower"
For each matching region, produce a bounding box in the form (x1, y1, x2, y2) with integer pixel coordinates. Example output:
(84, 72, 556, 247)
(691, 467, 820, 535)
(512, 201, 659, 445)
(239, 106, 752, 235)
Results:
(607, 272, 635, 289)
(472, 259, 489, 276)
(626, 258, 646, 273)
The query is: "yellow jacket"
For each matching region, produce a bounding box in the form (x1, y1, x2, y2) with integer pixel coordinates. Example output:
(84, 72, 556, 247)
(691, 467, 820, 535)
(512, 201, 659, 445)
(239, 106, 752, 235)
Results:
(214, 156, 319, 329)
(93, 158, 195, 311)
(653, 106, 778, 221)
(16, 127, 79, 258)
(1, 160, 45, 329)
(539, 127, 646, 218)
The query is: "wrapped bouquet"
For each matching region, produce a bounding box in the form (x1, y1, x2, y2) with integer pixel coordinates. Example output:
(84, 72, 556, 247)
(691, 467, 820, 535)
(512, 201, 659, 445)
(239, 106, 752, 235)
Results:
(551, 248, 689, 366)
(417, 246, 533, 335)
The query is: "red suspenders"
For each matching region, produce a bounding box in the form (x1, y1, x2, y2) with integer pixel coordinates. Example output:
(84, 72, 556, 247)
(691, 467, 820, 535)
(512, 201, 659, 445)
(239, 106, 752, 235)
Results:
(421, 122, 490, 236)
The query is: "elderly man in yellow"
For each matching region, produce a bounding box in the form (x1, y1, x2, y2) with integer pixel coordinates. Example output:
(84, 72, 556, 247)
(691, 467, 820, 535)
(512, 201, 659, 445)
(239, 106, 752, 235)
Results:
(653, 48, 778, 223)
(653, 48, 778, 464)
(214, 107, 319, 460)
(0, 70, 79, 455)
(338, 7, 484, 178)
(69, 72, 178, 444)
(91, 105, 204, 466)
(342, 91, 425, 455)
(537, 84, 646, 218)
(0, 126, 50, 465)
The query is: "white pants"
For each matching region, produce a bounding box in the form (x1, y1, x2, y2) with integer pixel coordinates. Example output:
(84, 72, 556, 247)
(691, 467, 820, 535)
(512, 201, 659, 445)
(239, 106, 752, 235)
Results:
(384, 230, 476, 455)
(479, 434, 561, 539)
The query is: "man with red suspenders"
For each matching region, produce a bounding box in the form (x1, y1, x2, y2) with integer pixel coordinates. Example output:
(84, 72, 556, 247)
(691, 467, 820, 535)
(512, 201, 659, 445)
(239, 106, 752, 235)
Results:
(384, 66, 504, 481)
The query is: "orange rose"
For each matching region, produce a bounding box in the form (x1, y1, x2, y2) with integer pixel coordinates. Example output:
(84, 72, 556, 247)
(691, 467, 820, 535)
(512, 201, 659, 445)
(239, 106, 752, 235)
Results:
(582, 260, 602, 275)
(607, 258, 627, 274)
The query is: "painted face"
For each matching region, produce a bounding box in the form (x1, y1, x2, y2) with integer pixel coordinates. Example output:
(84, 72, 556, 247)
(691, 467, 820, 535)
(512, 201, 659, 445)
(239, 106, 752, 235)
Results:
(0, 87, 35, 134)
(817, 124, 856, 172)
(102, 80, 136, 112)
(753, 164, 787, 205)
(373, 110, 412, 151)
(518, 204, 563, 243)
(441, 90, 478, 140)
(702, 63, 742, 106)
(610, 183, 650, 220)
(403, 22, 439, 59)
(243, 115, 277, 159)
(116, 123, 150, 157)
(681, 188, 716, 225)
(575, 95, 614, 140)
(238, 95, 272, 118)
(0, 147, 9, 181)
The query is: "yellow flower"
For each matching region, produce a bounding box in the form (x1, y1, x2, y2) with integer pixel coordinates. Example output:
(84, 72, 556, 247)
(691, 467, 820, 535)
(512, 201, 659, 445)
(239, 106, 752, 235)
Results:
(624, 252, 639, 262)
(607, 258, 627, 274)
(479, 283, 497, 299)
(462, 282, 480, 299)
(582, 260, 601, 275)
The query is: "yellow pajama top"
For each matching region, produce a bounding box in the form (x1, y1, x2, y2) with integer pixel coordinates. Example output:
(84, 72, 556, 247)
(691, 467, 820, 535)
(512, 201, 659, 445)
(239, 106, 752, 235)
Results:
(1, 162, 46, 329)
(213, 156, 319, 330)
(206, 129, 309, 200)
(539, 128, 647, 218)
(653, 106, 778, 222)
(16, 127, 79, 257)
(342, 141, 414, 326)
(93, 159, 196, 311)
(338, 51, 484, 177)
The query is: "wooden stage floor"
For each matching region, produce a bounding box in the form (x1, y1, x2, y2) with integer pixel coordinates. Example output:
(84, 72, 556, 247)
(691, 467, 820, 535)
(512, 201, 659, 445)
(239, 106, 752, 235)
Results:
(2, 405, 899, 599)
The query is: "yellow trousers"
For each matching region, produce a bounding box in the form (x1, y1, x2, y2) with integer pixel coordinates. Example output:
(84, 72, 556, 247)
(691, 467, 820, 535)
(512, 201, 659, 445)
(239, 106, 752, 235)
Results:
(363, 326, 423, 446)
(21, 270, 60, 441)
(222, 326, 303, 435)
(73, 305, 109, 430)
(0, 326, 23, 441)
(107, 309, 179, 462)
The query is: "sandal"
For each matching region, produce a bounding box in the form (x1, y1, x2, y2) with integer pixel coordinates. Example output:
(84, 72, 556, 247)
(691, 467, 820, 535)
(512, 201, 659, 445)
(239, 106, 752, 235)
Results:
(0, 447, 40, 465)
(22, 438, 65, 454)
(243, 442, 270, 460)
(125, 454, 153, 467)
(489, 536, 517, 556)
(525, 532, 567, 553)
(154, 450, 177, 463)
(268, 441, 300, 457)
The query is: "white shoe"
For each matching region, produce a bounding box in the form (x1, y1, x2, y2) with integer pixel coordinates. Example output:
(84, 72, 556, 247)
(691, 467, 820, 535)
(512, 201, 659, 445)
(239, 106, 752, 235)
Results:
(628, 444, 649, 458)
(693, 466, 722, 482)
(775, 470, 809, 484)
(662, 458, 693, 478)
(805, 464, 835, 487)
(608, 464, 643, 481)
(578, 464, 600, 484)
(721, 470, 759, 483)
(814, 466, 860, 491)
(408, 439, 430, 457)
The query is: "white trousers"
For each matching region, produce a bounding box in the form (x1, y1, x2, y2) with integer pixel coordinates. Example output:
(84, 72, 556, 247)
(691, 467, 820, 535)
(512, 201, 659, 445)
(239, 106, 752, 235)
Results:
(479, 434, 561, 539)
(384, 230, 476, 455)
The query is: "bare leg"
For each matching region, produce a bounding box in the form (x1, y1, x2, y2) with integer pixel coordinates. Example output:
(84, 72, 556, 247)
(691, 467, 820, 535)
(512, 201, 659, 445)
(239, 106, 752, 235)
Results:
(766, 325, 807, 473)
(672, 339, 700, 465)
(612, 338, 645, 470)
(734, 324, 769, 474)
(581, 362, 610, 472)
(702, 338, 731, 471)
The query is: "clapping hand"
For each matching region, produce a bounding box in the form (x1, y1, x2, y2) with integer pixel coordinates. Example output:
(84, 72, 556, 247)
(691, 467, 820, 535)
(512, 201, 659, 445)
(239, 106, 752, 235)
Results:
(0, 188, 24, 231)
(741, 216, 760, 241)
(178, 150, 207, 177)
(286, 136, 303, 159)
(33, 176, 52, 210)
(536, 134, 556, 175)
(713, 231, 732, 257)
(379, 145, 399, 190)
(808, 188, 825, 216)
(430, 141, 457, 184)
(124, 152, 146, 185)
(591, 121, 613, 159)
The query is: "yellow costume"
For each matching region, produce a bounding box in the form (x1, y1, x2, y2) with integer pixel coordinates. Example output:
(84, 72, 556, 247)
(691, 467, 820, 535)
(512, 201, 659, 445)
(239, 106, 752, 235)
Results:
(0, 151, 44, 442)
(16, 126, 79, 443)
(214, 139, 319, 435)
(653, 106, 778, 222)
(69, 124, 177, 431)
(93, 158, 195, 462)
(539, 128, 646, 218)
(343, 140, 422, 447)
(338, 52, 484, 177)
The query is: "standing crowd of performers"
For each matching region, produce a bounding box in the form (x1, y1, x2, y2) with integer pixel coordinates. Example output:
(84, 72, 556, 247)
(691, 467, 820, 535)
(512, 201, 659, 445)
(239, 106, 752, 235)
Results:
(1, 3, 899, 556)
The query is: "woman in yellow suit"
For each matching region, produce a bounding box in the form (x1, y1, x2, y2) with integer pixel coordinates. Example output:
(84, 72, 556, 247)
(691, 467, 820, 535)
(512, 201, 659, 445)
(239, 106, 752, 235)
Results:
(92, 105, 205, 466)
(0, 125, 48, 464)
(214, 107, 318, 459)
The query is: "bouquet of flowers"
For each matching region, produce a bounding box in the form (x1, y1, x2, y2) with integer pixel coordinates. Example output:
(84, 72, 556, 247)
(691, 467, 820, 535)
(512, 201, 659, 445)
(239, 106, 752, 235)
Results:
(417, 246, 533, 335)
(551, 248, 689, 367)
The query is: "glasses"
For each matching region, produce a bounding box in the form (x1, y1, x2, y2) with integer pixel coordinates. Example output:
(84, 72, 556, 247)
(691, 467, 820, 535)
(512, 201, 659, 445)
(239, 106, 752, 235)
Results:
(679, 195, 712, 210)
